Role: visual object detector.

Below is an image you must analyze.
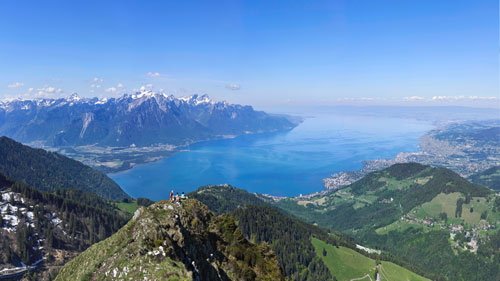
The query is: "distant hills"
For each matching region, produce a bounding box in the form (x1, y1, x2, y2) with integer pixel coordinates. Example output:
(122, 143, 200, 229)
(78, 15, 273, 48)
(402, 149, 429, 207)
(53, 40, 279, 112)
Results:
(0, 92, 298, 147)
(469, 165, 500, 190)
(0, 136, 129, 200)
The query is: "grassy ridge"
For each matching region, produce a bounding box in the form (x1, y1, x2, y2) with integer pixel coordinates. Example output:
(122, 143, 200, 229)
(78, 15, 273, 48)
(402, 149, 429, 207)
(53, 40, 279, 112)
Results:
(56, 199, 284, 281)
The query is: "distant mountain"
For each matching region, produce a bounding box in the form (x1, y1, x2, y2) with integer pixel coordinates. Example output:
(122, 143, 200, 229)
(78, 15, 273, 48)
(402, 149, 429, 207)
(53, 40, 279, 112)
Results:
(276, 163, 500, 281)
(55, 199, 284, 281)
(469, 166, 500, 190)
(0, 136, 130, 200)
(0, 92, 299, 147)
(0, 173, 129, 280)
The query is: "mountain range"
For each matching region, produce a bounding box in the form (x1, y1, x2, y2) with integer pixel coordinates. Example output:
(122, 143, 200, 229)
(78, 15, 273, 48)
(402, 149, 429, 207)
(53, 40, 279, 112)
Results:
(0, 92, 298, 148)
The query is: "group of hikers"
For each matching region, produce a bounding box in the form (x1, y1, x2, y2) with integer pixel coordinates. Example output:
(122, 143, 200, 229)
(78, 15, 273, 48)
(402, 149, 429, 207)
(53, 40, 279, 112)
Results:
(170, 190, 187, 202)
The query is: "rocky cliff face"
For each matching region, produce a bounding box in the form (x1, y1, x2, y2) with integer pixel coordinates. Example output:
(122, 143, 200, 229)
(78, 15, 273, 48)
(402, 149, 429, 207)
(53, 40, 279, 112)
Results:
(55, 199, 284, 281)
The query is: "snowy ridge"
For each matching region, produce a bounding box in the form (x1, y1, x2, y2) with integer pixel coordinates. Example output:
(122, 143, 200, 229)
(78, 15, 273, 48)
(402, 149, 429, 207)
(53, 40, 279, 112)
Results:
(0, 91, 224, 109)
(0, 90, 296, 147)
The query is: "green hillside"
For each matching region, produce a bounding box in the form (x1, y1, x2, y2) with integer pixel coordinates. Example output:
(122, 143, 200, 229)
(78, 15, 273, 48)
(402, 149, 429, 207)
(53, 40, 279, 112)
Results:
(276, 163, 492, 232)
(56, 199, 284, 281)
(312, 238, 430, 281)
(190, 184, 434, 281)
(275, 163, 500, 281)
(0, 136, 130, 200)
(469, 166, 500, 190)
(188, 184, 271, 215)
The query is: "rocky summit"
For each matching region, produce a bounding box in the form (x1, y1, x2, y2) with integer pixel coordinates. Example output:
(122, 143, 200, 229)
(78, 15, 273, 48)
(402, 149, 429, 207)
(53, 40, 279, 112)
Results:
(55, 199, 284, 281)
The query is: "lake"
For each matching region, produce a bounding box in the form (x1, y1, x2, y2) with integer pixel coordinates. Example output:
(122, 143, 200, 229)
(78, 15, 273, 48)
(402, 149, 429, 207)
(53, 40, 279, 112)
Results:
(110, 111, 434, 200)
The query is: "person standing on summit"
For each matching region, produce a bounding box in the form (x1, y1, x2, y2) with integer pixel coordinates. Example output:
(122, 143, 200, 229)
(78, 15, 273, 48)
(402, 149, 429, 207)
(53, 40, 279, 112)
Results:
(170, 190, 174, 201)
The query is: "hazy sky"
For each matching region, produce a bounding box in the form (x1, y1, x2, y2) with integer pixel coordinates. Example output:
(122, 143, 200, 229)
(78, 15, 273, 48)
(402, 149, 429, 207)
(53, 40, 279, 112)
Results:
(1, 0, 498, 107)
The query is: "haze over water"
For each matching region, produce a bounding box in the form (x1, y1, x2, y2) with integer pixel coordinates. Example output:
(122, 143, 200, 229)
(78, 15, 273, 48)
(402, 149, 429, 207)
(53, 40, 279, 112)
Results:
(110, 109, 434, 200)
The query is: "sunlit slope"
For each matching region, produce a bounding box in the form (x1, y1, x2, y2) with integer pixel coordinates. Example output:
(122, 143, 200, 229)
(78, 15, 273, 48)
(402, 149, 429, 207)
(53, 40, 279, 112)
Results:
(56, 199, 284, 281)
(312, 238, 430, 281)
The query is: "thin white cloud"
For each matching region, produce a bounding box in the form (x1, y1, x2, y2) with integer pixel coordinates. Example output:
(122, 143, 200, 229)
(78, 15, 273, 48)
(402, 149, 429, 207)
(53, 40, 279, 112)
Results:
(139, 84, 153, 91)
(423, 96, 499, 102)
(91, 77, 104, 83)
(117, 83, 124, 88)
(432, 95, 466, 101)
(8, 82, 24, 88)
(43, 87, 56, 93)
(105, 87, 117, 93)
(226, 83, 241, 91)
(32, 86, 63, 98)
(337, 97, 375, 101)
(147, 72, 161, 78)
(404, 96, 425, 101)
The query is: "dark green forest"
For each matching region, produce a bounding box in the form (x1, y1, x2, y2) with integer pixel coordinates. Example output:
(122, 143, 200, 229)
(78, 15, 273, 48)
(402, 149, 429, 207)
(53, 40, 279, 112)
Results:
(188, 184, 270, 215)
(0, 136, 130, 200)
(1, 172, 129, 266)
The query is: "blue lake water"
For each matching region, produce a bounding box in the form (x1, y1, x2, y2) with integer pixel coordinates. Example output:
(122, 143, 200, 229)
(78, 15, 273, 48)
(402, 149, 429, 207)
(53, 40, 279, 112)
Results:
(110, 112, 434, 200)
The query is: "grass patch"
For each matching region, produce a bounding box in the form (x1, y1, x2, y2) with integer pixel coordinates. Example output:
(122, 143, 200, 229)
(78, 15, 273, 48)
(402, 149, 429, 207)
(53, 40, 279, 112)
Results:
(357, 194, 379, 204)
(116, 201, 139, 214)
(379, 177, 414, 191)
(379, 261, 430, 281)
(413, 193, 490, 225)
(312, 237, 376, 281)
(415, 192, 462, 220)
(311, 238, 430, 281)
(376, 220, 422, 235)
(461, 197, 489, 225)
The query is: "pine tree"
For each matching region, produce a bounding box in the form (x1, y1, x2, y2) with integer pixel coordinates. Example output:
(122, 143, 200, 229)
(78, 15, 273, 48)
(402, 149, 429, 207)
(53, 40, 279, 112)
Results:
(98, 224, 106, 241)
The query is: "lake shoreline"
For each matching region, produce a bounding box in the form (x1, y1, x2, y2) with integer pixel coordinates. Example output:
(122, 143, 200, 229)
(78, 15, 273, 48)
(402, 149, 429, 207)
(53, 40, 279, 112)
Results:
(110, 113, 435, 200)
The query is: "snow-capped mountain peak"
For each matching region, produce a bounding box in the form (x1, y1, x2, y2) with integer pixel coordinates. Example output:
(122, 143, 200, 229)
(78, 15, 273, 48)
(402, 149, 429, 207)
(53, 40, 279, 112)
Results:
(67, 93, 82, 102)
(0, 92, 297, 147)
(179, 94, 215, 105)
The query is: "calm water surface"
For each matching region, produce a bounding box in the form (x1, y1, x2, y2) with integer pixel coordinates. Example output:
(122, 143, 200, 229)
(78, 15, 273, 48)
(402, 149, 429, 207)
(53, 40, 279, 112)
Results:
(110, 112, 433, 200)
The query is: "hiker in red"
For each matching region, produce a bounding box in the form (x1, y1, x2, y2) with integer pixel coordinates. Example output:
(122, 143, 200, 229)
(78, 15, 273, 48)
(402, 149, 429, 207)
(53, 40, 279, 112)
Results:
(170, 190, 174, 201)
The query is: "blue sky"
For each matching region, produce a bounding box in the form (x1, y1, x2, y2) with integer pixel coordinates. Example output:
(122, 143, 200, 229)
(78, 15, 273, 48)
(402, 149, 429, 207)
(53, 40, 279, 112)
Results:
(0, 0, 498, 107)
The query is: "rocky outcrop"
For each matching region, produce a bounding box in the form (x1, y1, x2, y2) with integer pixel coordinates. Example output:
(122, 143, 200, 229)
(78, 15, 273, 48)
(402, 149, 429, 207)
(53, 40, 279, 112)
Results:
(55, 199, 284, 281)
